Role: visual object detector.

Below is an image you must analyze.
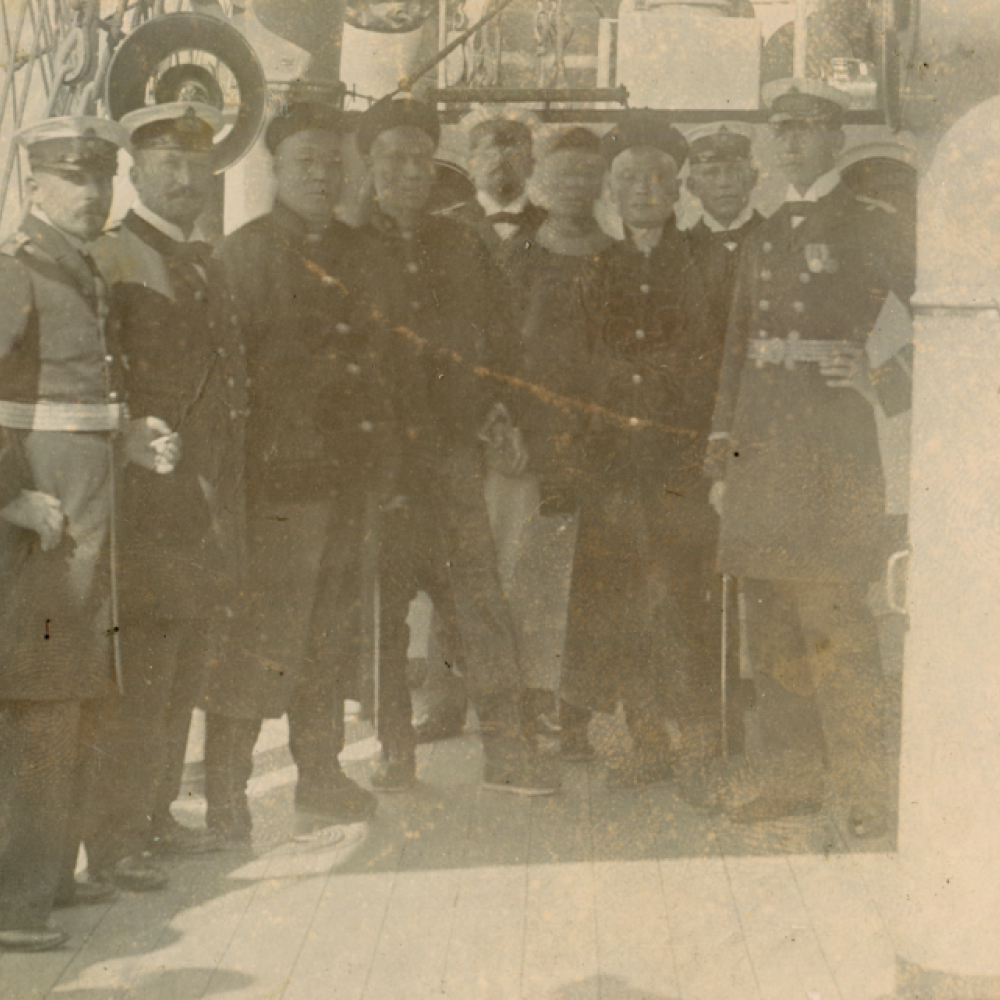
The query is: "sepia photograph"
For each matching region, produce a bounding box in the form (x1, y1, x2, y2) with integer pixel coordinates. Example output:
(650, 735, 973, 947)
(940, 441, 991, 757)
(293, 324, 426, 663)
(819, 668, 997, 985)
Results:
(0, 0, 997, 996)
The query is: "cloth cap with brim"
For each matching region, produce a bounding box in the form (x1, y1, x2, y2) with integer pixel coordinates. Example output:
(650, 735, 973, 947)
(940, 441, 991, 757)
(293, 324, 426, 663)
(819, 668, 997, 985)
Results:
(123, 102, 223, 153)
(16, 116, 128, 175)
(154, 64, 225, 110)
(687, 121, 753, 165)
(266, 102, 348, 154)
(763, 78, 850, 128)
(601, 113, 688, 170)
(355, 95, 440, 155)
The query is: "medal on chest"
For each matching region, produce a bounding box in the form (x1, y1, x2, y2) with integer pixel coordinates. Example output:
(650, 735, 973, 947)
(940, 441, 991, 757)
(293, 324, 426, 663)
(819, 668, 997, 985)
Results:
(804, 243, 838, 275)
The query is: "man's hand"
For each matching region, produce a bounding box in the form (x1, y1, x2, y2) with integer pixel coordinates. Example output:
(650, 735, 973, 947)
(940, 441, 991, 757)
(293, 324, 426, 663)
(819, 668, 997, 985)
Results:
(820, 345, 877, 405)
(126, 416, 181, 474)
(709, 480, 726, 516)
(0, 489, 65, 551)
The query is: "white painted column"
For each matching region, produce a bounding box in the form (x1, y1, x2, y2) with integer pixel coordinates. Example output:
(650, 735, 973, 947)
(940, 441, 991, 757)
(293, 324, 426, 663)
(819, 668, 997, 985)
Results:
(892, 94, 1000, 998)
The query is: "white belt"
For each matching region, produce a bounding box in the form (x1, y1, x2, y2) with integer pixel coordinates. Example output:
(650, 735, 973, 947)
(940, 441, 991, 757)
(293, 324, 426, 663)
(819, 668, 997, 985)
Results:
(748, 334, 852, 370)
(0, 400, 127, 432)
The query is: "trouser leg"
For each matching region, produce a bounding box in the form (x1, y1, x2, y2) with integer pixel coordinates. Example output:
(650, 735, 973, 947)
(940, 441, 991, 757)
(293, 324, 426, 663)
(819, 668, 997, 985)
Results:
(152, 625, 211, 825)
(83, 622, 182, 873)
(204, 714, 262, 836)
(0, 701, 80, 930)
(741, 579, 827, 792)
(288, 664, 345, 782)
(795, 583, 888, 812)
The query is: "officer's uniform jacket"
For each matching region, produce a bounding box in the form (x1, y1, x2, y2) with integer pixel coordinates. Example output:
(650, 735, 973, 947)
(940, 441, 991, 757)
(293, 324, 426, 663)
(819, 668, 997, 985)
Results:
(220, 201, 377, 504)
(0, 213, 123, 700)
(354, 210, 519, 494)
(707, 176, 914, 583)
(688, 208, 765, 335)
(93, 209, 247, 622)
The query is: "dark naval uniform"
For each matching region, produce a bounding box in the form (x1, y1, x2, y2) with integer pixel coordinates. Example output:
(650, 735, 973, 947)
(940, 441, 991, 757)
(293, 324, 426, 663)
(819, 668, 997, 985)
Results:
(707, 175, 913, 813)
(446, 196, 547, 254)
(688, 209, 765, 332)
(215, 200, 378, 823)
(560, 223, 725, 751)
(84, 208, 247, 872)
(0, 212, 122, 932)
(356, 208, 524, 765)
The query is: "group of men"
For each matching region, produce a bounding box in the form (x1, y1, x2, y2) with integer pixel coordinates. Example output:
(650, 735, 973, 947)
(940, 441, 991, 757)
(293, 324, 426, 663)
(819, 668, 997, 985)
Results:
(0, 75, 913, 952)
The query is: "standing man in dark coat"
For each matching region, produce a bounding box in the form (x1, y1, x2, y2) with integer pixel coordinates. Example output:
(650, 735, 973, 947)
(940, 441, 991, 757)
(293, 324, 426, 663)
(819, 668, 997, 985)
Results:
(211, 102, 378, 836)
(705, 80, 914, 836)
(82, 100, 248, 888)
(354, 95, 558, 796)
(0, 117, 140, 950)
(558, 117, 724, 787)
(684, 122, 764, 332)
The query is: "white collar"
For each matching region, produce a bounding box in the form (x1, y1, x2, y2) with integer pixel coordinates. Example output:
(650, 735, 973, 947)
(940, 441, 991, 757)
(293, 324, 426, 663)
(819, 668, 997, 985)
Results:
(132, 201, 204, 243)
(30, 208, 89, 251)
(477, 189, 529, 217)
(700, 202, 756, 233)
(784, 168, 841, 205)
(629, 226, 663, 254)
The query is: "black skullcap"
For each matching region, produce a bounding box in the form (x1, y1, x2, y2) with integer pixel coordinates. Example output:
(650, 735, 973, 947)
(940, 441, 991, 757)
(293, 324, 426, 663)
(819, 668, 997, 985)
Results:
(265, 101, 348, 154)
(601, 112, 688, 169)
(355, 95, 440, 155)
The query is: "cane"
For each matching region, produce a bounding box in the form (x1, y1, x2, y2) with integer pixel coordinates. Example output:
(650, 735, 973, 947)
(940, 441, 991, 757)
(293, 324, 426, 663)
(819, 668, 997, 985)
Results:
(721, 573, 730, 758)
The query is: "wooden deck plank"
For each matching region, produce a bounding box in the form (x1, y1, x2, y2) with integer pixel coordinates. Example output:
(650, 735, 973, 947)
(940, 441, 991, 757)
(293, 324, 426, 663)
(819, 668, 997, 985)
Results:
(724, 856, 842, 1000)
(658, 857, 761, 1000)
(593, 860, 681, 1000)
(788, 853, 896, 1000)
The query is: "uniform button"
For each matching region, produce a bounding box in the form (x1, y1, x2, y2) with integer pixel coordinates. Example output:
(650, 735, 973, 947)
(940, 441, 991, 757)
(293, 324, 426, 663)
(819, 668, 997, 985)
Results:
(757, 330, 768, 338)
(245, 377, 252, 387)
(406, 262, 419, 275)
(635, 329, 645, 340)
(632, 373, 642, 385)
(759, 300, 770, 311)
(410, 301, 421, 311)
(109, 391, 119, 401)
(217, 347, 227, 357)
(104, 354, 114, 363)
(321, 274, 336, 286)
(761, 269, 772, 281)
(629, 417, 640, 427)
(793, 301, 805, 314)
(228, 377, 235, 388)
(239, 344, 247, 355)
(346, 363, 361, 375)
(230, 315, 239, 326)
(639, 283, 651, 294)
(230, 408, 239, 420)
(194, 290, 206, 302)
(360, 420, 374, 433)
(763, 242, 773, 253)
(336, 322, 351, 334)
(799, 272, 811, 284)
(208, 320, 216, 330)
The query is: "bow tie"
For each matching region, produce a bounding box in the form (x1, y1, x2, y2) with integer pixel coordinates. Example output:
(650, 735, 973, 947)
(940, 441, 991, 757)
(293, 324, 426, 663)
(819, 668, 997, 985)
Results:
(487, 211, 525, 225)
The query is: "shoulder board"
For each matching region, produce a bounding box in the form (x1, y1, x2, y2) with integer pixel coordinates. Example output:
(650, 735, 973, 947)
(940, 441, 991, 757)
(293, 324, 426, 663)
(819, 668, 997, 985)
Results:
(0, 231, 30, 257)
(855, 195, 897, 214)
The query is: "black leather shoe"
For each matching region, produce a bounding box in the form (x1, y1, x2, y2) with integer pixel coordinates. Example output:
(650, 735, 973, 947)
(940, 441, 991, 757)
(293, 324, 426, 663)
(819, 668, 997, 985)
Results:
(295, 771, 378, 822)
(412, 687, 467, 744)
(151, 815, 226, 856)
(0, 924, 68, 952)
(99, 853, 168, 892)
(53, 877, 118, 908)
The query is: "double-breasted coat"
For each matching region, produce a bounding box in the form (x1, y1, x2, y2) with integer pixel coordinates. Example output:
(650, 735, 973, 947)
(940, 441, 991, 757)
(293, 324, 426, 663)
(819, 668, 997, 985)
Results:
(93, 211, 248, 624)
(707, 182, 914, 583)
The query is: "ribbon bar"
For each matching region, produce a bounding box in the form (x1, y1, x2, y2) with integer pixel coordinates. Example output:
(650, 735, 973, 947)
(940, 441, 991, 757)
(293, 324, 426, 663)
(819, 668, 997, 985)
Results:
(0, 400, 126, 432)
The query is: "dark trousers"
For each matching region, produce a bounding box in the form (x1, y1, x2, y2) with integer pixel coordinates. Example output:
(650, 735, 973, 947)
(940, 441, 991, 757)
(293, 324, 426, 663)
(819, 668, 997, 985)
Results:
(0, 701, 82, 930)
(74, 621, 209, 874)
(742, 578, 888, 807)
(562, 481, 721, 747)
(378, 461, 520, 762)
